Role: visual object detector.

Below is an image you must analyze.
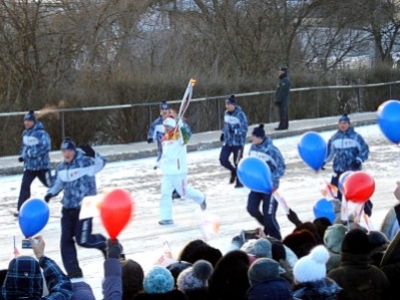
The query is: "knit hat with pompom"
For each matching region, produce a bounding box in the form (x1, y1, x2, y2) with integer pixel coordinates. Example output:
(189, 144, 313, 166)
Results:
(293, 245, 329, 283)
(177, 260, 213, 292)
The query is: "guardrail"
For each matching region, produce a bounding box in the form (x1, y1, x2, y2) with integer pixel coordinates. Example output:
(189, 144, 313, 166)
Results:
(1, 80, 400, 140)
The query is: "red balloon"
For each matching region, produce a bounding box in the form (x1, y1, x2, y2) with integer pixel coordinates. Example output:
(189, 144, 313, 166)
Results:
(342, 171, 375, 203)
(100, 189, 133, 240)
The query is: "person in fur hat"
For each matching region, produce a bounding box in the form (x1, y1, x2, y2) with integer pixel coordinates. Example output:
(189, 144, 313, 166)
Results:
(327, 228, 390, 300)
(292, 245, 342, 299)
(283, 229, 318, 259)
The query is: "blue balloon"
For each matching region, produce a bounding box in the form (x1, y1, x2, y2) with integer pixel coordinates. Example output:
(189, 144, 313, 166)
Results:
(19, 198, 50, 238)
(313, 198, 336, 224)
(298, 131, 327, 171)
(377, 100, 400, 144)
(237, 156, 273, 193)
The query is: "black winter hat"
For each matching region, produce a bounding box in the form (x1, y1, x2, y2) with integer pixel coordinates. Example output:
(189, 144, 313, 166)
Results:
(121, 259, 144, 300)
(24, 110, 36, 123)
(252, 124, 266, 139)
(280, 66, 288, 72)
(339, 114, 351, 123)
(341, 228, 371, 254)
(248, 258, 280, 284)
(178, 239, 223, 267)
(368, 231, 390, 250)
(225, 95, 236, 105)
(61, 137, 77, 151)
(159, 100, 170, 110)
(167, 261, 192, 284)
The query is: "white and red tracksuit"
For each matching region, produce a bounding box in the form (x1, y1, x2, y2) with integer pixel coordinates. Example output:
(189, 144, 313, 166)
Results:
(160, 128, 205, 221)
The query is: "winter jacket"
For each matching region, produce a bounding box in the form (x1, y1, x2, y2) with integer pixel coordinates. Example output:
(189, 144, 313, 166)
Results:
(292, 277, 342, 300)
(2, 256, 72, 300)
(148, 117, 192, 160)
(324, 127, 369, 173)
(222, 105, 248, 146)
(48, 150, 106, 208)
(246, 278, 294, 300)
(160, 122, 191, 175)
(19, 121, 51, 171)
(327, 253, 390, 300)
(249, 137, 286, 189)
(275, 74, 291, 107)
(102, 258, 122, 300)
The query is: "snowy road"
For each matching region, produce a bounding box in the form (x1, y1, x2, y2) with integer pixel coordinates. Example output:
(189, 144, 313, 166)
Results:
(1, 124, 399, 299)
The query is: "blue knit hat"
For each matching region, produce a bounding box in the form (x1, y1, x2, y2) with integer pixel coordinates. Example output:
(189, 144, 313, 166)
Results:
(61, 137, 77, 151)
(24, 110, 36, 123)
(159, 100, 170, 110)
(2, 256, 43, 299)
(225, 95, 236, 105)
(338, 114, 350, 123)
(143, 266, 174, 294)
(252, 124, 265, 139)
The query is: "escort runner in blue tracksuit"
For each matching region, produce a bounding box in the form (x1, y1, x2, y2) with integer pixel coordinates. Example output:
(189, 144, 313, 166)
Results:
(44, 138, 107, 279)
(16, 111, 52, 216)
(324, 114, 372, 215)
(247, 124, 286, 240)
(219, 95, 248, 188)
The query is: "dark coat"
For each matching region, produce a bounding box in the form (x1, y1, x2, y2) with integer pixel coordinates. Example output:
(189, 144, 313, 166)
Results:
(247, 278, 294, 300)
(292, 277, 341, 300)
(275, 75, 291, 107)
(327, 253, 390, 300)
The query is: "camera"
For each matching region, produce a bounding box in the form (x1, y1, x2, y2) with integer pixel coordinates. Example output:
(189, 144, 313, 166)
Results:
(21, 238, 39, 249)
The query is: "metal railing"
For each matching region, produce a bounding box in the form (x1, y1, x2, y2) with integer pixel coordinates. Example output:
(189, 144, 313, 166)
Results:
(1, 80, 400, 140)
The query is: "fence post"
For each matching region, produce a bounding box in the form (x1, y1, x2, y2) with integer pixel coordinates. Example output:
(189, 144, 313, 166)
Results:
(148, 105, 153, 126)
(216, 98, 221, 130)
(61, 111, 65, 141)
(316, 89, 320, 118)
(390, 83, 392, 99)
(269, 94, 273, 124)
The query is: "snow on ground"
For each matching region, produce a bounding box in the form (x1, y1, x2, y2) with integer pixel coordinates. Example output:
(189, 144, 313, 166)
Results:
(0, 124, 399, 299)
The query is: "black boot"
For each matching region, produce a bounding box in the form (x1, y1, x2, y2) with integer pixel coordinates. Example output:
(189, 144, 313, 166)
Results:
(235, 178, 244, 188)
(229, 171, 237, 184)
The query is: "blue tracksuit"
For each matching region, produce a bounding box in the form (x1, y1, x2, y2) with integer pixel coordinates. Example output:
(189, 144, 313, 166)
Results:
(325, 126, 369, 173)
(222, 105, 248, 147)
(19, 121, 51, 171)
(219, 106, 248, 175)
(325, 126, 372, 215)
(247, 137, 286, 240)
(17, 121, 52, 211)
(147, 116, 192, 161)
(48, 150, 107, 276)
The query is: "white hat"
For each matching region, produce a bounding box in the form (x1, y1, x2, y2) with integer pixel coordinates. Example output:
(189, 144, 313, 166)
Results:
(293, 245, 329, 283)
(163, 116, 176, 128)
